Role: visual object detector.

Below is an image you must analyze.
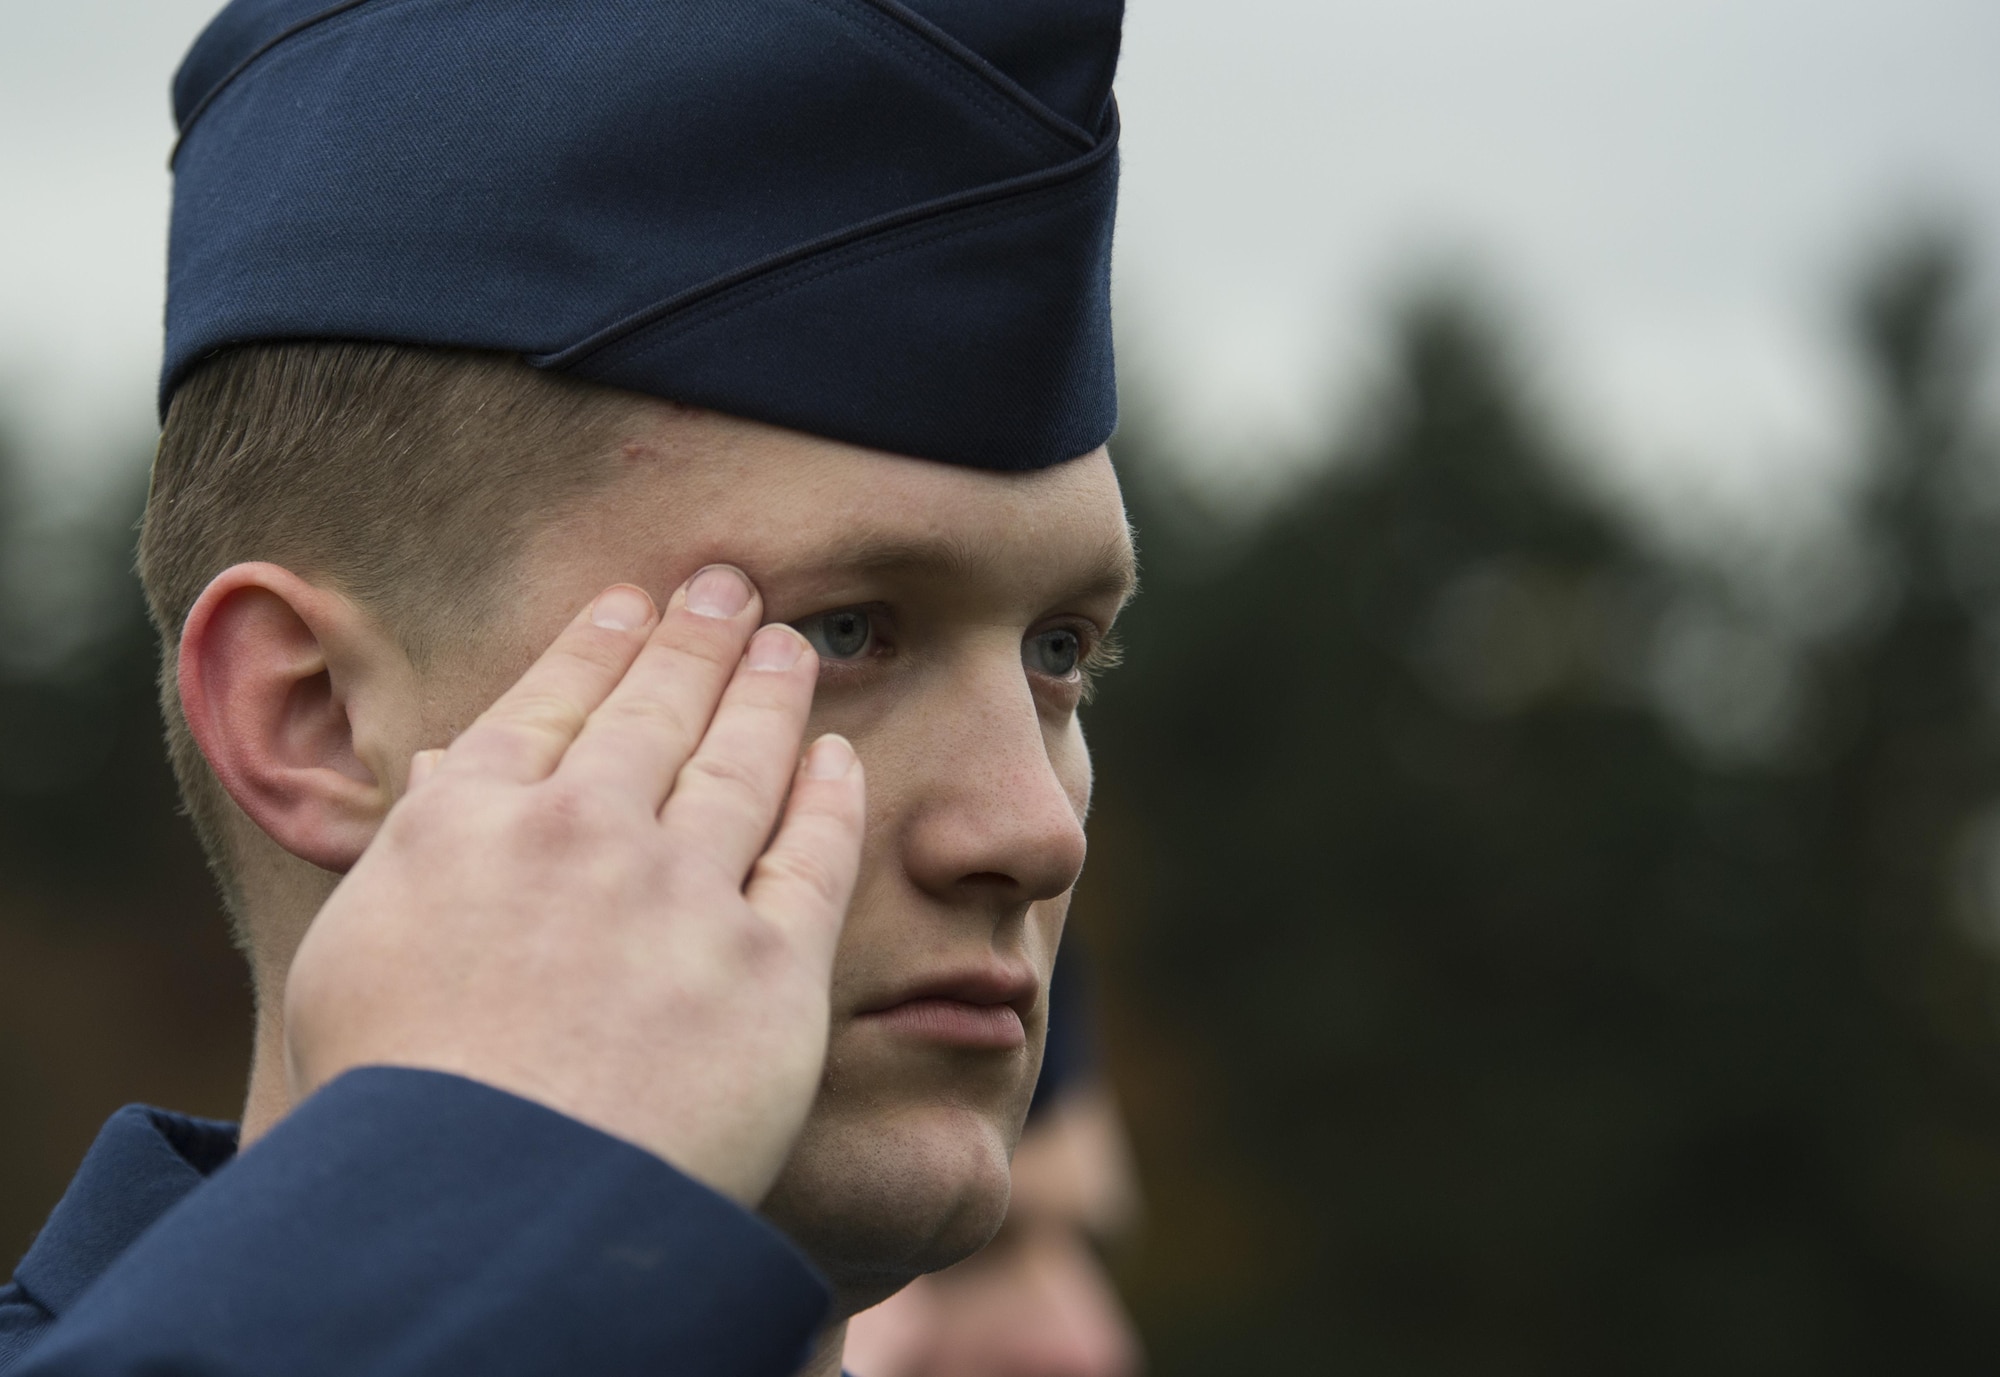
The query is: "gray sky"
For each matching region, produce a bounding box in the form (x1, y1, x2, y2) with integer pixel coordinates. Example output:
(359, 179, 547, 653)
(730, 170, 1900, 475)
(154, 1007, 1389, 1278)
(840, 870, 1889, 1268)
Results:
(3, 0, 1997, 535)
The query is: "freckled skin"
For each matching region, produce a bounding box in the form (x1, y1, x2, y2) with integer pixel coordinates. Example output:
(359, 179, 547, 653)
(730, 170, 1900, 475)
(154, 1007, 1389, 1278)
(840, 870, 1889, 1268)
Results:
(416, 408, 1137, 1314)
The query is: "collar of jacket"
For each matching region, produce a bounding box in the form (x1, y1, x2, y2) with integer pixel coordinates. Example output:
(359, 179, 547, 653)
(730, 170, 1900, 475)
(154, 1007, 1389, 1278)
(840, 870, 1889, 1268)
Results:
(11, 1106, 238, 1316)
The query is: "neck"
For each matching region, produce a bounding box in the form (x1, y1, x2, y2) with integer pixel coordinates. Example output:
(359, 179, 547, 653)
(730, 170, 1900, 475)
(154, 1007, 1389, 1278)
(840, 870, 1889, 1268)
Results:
(239, 981, 293, 1148)
(234, 851, 338, 1145)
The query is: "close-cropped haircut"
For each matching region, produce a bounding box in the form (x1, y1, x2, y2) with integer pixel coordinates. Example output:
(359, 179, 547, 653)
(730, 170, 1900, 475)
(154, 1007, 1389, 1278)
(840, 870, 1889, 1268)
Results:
(140, 343, 645, 933)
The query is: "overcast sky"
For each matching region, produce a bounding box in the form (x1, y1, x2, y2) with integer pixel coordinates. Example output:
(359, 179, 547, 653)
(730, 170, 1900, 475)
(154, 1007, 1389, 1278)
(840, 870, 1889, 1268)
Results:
(3, 0, 1997, 535)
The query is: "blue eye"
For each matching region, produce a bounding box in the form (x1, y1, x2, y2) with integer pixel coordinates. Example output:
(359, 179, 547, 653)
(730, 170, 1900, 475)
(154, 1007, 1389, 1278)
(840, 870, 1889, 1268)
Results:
(1027, 628, 1083, 677)
(798, 608, 874, 660)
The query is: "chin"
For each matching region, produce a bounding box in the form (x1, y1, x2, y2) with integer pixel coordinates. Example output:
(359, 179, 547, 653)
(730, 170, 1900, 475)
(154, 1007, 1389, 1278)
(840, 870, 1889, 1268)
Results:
(761, 1097, 1018, 1313)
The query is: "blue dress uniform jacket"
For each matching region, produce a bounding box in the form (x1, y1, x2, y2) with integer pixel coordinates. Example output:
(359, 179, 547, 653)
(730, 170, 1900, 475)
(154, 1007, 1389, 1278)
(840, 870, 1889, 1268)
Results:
(0, 1068, 829, 1375)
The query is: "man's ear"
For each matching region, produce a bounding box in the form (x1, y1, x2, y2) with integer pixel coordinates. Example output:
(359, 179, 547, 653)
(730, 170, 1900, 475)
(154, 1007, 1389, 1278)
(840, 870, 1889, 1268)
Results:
(178, 562, 417, 872)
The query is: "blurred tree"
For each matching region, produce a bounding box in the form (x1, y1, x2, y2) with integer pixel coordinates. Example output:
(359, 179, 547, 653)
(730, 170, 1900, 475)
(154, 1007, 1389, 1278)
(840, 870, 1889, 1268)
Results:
(1788, 233, 2000, 1369)
(0, 433, 245, 1267)
(1085, 237, 2000, 1374)
(3, 234, 1997, 1372)
(0, 463, 196, 885)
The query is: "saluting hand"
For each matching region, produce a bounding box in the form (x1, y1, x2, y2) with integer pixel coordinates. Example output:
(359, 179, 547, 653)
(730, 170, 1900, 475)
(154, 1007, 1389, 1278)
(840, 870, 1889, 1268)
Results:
(282, 565, 863, 1207)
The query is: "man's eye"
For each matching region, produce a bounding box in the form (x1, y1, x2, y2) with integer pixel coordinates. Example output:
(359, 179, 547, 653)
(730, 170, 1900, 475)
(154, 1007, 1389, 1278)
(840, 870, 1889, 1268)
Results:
(1026, 627, 1083, 677)
(797, 609, 875, 661)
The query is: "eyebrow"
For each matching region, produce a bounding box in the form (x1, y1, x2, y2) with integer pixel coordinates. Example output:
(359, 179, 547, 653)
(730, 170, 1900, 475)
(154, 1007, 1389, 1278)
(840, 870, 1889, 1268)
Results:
(800, 529, 1140, 609)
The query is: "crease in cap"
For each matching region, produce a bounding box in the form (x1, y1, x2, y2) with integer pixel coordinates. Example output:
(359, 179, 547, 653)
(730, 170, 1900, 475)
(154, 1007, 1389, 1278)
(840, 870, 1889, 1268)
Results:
(165, 0, 1125, 471)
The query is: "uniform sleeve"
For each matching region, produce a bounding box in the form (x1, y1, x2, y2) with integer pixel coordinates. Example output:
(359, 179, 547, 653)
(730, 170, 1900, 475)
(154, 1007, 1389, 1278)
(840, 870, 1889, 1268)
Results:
(13, 1068, 829, 1377)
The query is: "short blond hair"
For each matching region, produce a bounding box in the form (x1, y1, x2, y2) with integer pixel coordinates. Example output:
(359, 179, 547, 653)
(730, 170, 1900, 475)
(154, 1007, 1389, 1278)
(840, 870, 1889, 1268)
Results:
(139, 343, 643, 927)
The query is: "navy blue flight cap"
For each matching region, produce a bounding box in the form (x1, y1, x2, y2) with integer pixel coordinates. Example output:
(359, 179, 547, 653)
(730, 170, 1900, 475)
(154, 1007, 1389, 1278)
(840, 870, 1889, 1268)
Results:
(165, 0, 1123, 472)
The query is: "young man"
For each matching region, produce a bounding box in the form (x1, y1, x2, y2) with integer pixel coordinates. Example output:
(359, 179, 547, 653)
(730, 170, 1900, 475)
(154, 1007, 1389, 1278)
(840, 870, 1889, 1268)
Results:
(0, 2, 1131, 1374)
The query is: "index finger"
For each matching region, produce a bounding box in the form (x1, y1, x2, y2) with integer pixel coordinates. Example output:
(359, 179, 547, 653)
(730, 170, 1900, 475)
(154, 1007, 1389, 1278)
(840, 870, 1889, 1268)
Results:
(439, 585, 659, 783)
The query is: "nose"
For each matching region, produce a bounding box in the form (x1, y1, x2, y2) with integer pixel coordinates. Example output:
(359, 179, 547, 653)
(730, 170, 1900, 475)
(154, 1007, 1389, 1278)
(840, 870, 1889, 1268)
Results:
(901, 653, 1089, 907)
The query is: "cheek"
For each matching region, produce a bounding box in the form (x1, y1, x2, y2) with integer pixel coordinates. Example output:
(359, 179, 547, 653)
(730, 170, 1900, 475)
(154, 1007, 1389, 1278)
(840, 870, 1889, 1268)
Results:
(817, 725, 917, 994)
(1051, 719, 1093, 821)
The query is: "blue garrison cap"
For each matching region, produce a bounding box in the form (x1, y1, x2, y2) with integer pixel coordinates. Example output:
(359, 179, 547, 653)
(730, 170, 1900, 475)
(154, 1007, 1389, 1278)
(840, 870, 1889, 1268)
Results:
(165, 0, 1123, 471)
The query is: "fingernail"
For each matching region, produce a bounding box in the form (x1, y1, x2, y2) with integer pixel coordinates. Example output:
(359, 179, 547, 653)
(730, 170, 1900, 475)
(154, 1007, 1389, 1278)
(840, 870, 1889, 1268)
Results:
(804, 734, 855, 780)
(408, 748, 444, 788)
(591, 585, 654, 631)
(748, 624, 805, 672)
(686, 565, 753, 619)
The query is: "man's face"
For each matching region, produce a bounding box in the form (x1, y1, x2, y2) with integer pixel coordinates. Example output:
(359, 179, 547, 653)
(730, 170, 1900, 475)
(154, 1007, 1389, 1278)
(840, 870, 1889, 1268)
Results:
(421, 406, 1135, 1303)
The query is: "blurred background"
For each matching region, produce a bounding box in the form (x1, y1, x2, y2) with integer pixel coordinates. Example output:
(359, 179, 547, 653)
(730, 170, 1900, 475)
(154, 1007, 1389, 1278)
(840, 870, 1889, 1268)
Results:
(6, 1, 2000, 1372)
